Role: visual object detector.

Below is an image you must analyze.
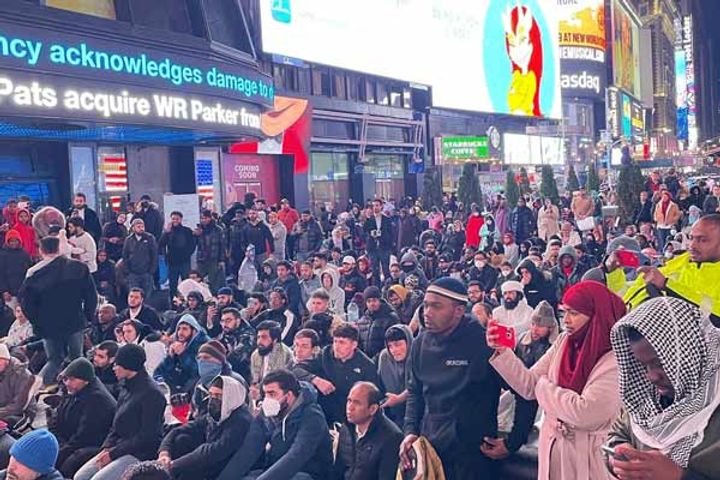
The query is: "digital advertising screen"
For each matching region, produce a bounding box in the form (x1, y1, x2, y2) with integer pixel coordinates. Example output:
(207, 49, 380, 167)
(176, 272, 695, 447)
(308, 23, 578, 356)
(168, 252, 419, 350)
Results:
(261, 0, 562, 118)
(611, 1, 642, 99)
(503, 133, 564, 165)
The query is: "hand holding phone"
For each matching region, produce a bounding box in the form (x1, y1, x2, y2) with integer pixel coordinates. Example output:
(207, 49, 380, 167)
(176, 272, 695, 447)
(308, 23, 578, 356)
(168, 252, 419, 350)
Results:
(487, 320, 516, 350)
(616, 250, 640, 268)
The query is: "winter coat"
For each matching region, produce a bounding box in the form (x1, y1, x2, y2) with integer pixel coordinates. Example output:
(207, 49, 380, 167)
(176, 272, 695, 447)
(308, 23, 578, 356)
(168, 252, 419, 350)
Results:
(242, 220, 274, 256)
(122, 232, 158, 275)
(511, 206, 535, 244)
(162, 376, 253, 479)
(153, 315, 209, 394)
(397, 214, 422, 251)
(397, 251, 429, 290)
(102, 369, 167, 461)
(441, 230, 465, 260)
(653, 200, 681, 228)
(13, 221, 36, 259)
(404, 316, 501, 468)
(217, 385, 333, 480)
(218, 321, 256, 383)
(363, 214, 394, 252)
(356, 301, 400, 358)
(50, 378, 117, 454)
(334, 411, 403, 480)
(321, 270, 346, 316)
(278, 207, 300, 233)
(271, 274, 302, 317)
(634, 200, 654, 225)
(134, 205, 163, 240)
(250, 341, 294, 385)
(0, 357, 33, 420)
(571, 195, 594, 220)
(101, 220, 128, 261)
(119, 305, 164, 332)
(295, 346, 380, 425)
(269, 221, 287, 260)
(495, 207, 511, 235)
(0, 246, 31, 296)
(537, 205, 560, 241)
(468, 264, 499, 293)
(515, 258, 558, 309)
(490, 334, 621, 480)
(197, 221, 226, 264)
(492, 300, 534, 340)
(293, 219, 324, 255)
(20, 256, 98, 340)
(159, 225, 197, 266)
(702, 195, 720, 215)
(465, 214, 484, 249)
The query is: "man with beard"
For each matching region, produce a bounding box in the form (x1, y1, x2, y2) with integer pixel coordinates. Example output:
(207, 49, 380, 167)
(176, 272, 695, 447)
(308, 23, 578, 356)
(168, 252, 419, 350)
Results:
(158, 211, 196, 299)
(291, 211, 324, 262)
(339, 257, 367, 308)
(491, 281, 534, 340)
(551, 245, 585, 299)
(203, 287, 242, 339)
(249, 321, 293, 398)
(153, 315, 209, 395)
(119, 288, 163, 333)
(67, 193, 101, 243)
(218, 308, 256, 383)
(466, 281, 485, 308)
(252, 288, 300, 347)
(194, 210, 227, 295)
(0, 429, 64, 480)
(608, 298, 720, 479)
(400, 278, 501, 479)
(385, 285, 416, 325)
(241, 208, 274, 269)
(420, 240, 439, 281)
(299, 261, 322, 318)
(87, 304, 121, 347)
(122, 219, 158, 297)
(93, 341, 120, 398)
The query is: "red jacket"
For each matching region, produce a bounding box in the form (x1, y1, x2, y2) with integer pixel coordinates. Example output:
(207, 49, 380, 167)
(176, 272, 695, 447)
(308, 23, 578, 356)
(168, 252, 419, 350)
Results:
(13, 221, 36, 259)
(278, 207, 300, 233)
(465, 214, 484, 248)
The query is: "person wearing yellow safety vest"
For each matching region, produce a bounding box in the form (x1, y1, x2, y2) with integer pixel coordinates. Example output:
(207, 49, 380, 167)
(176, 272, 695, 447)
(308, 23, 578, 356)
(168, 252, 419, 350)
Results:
(624, 215, 720, 326)
(582, 236, 650, 297)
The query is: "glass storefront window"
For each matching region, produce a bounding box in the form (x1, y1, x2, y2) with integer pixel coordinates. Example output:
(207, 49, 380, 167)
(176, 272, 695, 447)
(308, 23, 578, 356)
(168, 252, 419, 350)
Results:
(44, 0, 117, 19)
(310, 152, 349, 211)
(97, 146, 127, 213)
(364, 154, 405, 201)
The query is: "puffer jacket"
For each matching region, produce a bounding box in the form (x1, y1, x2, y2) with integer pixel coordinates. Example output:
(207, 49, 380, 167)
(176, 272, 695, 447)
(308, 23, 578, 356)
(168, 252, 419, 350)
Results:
(122, 232, 158, 275)
(356, 300, 400, 358)
(197, 220, 226, 264)
(153, 314, 209, 394)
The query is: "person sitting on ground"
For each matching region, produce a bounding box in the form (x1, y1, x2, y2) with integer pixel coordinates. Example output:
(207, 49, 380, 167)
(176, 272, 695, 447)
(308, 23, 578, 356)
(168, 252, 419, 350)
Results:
(333, 382, 403, 480)
(356, 287, 400, 359)
(249, 321, 294, 399)
(47, 358, 117, 478)
(119, 289, 163, 333)
(119, 461, 171, 480)
(217, 369, 333, 480)
(294, 323, 379, 425)
(201, 288, 242, 339)
(74, 344, 167, 480)
(217, 308, 256, 383)
(376, 325, 412, 428)
(118, 321, 165, 378)
(304, 290, 342, 348)
(0, 429, 63, 480)
(154, 314, 209, 395)
(158, 375, 252, 480)
(0, 344, 33, 425)
(252, 289, 299, 347)
(87, 304, 122, 348)
(492, 281, 534, 340)
(607, 297, 720, 479)
(93, 341, 120, 398)
(191, 340, 246, 417)
(292, 329, 320, 365)
(3, 305, 33, 349)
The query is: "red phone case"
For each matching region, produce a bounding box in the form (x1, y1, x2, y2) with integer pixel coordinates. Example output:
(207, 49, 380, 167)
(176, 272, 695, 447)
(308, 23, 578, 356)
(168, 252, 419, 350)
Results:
(490, 321, 516, 349)
(616, 250, 640, 268)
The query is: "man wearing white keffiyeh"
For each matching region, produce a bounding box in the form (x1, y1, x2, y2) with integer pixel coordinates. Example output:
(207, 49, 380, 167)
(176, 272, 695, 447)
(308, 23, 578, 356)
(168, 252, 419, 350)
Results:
(606, 297, 720, 479)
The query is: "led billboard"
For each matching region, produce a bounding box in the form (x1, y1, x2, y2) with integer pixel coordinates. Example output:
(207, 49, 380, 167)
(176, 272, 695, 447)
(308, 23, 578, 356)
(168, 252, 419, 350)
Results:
(503, 133, 564, 165)
(261, 0, 561, 118)
(611, 1, 642, 99)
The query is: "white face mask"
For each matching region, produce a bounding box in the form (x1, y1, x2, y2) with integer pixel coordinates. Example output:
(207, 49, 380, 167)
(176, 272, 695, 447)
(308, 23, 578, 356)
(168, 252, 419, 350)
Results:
(261, 396, 282, 417)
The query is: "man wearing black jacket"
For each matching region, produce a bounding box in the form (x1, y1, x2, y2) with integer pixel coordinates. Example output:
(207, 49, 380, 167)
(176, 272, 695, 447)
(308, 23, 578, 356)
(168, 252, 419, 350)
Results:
(194, 210, 227, 295)
(633, 191, 654, 225)
(49, 358, 117, 478)
(400, 278, 501, 480)
(20, 237, 98, 387)
(363, 199, 394, 285)
(159, 211, 197, 298)
(334, 382, 402, 480)
(294, 323, 380, 425)
(158, 375, 252, 480)
(68, 193, 102, 243)
(119, 288, 163, 332)
(241, 208, 274, 268)
(86, 304, 121, 348)
(74, 344, 166, 480)
(468, 251, 499, 293)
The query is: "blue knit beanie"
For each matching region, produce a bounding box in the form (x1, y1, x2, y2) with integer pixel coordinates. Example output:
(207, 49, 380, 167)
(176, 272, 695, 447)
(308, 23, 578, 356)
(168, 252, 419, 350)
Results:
(9, 429, 59, 474)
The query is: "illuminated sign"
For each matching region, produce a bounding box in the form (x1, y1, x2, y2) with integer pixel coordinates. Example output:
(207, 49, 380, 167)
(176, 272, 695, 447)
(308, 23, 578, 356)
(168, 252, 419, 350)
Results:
(557, 0, 606, 63)
(611, 1, 642, 99)
(608, 87, 620, 138)
(0, 69, 262, 134)
(503, 133, 564, 165)
(441, 136, 489, 161)
(608, 87, 644, 143)
(684, 15, 697, 149)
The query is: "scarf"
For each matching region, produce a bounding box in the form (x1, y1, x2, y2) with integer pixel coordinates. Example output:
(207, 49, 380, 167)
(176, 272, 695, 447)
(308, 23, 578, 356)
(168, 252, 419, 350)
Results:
(611, 297, 720, 468)
(557, 281, 626, 394)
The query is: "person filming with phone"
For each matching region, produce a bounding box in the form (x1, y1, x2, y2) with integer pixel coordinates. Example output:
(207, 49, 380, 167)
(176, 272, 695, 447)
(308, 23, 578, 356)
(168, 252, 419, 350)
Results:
(487, 281, 626, 479)
(624, 214, 720, 325)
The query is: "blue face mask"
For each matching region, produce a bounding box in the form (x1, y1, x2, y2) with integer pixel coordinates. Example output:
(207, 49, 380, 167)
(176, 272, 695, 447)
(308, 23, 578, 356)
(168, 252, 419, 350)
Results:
(197, 360, 223, 383)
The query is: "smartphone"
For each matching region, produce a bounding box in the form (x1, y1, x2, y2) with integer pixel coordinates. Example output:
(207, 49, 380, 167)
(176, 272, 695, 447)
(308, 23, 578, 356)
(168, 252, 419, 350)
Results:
(489, 320, 516, 349)
(601, 445, 628, 462)
(616, 250, 640, 268)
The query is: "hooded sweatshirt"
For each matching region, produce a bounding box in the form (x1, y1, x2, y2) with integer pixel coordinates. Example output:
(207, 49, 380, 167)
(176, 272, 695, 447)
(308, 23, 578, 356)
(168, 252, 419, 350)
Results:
(162, 375, 253, 479)
(515, 258, 558, 309)
(377, 324, 413, 426)
(0, 230, 31, 296)
(320, 269, 345, 315)
(153, 314, 209, 394)
(357, 300, 400, 358)
(398, 251, 429, 290)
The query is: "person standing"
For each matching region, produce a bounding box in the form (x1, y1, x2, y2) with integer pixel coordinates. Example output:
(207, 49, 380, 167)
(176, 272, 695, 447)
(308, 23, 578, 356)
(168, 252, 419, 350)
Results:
(158, 211, 196, 298)
(122, 219, 158, 297)
(510, 197, 535, 244)
(292, 211, 324, 262)
(194, 210, 226, 295)
(267, 211, 287, 261)
(278, 199, 300, 260)
(68, 193, 102, 243)
(487, 280, 626, 480)
(400, 278, 502, 479)
(241, 208, 274, 270)
(364, 199, 394, 283)
(67, 218, 98, 274)
(20, 237, 97, 387)
(653, 190, 681, 250)
(0, 229, 31, 307)
(537, 198, 560, 242)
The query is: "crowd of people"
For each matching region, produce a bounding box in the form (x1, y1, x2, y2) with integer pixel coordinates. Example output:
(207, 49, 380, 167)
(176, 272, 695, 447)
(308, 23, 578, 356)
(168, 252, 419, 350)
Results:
(0, 166, 716, 479)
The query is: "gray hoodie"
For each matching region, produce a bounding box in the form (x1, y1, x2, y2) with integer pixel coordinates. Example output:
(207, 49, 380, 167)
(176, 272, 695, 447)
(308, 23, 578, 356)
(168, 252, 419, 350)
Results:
(376, 324, 413, 426)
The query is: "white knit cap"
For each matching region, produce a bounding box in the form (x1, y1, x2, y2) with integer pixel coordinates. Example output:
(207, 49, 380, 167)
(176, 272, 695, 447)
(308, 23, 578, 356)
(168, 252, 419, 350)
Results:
(501, 280, 524, 294)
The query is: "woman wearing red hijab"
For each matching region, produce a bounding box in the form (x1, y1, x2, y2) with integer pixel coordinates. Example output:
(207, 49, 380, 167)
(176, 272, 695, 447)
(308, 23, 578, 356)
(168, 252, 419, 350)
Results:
(13, 209, 37, 260)
(487, 281, 626, 479)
